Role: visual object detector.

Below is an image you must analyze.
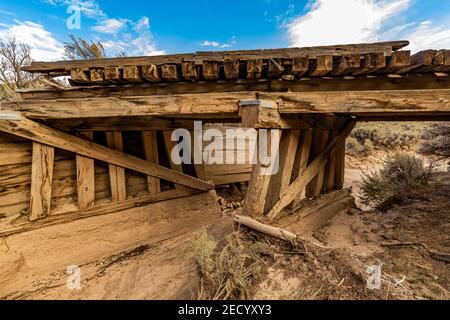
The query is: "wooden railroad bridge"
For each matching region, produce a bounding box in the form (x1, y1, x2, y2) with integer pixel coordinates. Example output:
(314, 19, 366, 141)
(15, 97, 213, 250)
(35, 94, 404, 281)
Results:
(0, 40, 449, 236)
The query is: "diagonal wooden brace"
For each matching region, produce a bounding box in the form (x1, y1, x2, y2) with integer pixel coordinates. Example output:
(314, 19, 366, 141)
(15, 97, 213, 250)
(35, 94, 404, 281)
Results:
(0, 113, 214, 191)
(267, 119, 356, 221)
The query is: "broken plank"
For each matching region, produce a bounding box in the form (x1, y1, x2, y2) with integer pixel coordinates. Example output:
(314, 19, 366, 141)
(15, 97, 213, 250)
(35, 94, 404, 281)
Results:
(30, 142, 55, 221)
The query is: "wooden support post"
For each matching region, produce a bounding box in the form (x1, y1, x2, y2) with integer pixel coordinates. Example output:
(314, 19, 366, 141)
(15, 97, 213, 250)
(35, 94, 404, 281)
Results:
(267, 119, 356, 221)
(307, 130, 330, 198)
(106, 131, 127, 202)
(142, 131, 161, 195)
(290, 130, 313, 207)
(265, 130, 300, 212)
(76, 132, 95, 210)
(30, 142, 55, 221)
(323, 130, 338, 193)
(163, 131, 185, 190)
(334, 140, 346, 190)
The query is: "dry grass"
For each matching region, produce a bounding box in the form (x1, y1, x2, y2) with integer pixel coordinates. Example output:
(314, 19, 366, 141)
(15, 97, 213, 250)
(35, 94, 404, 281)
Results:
(192, 231, 270, 300)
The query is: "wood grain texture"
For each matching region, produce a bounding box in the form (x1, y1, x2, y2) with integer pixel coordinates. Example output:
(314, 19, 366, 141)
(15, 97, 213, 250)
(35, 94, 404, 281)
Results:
(142, 131, 161, 194)
(76, 132, 95, 210)
(106, 131, 127, 202)
(30, 142, 55, 221)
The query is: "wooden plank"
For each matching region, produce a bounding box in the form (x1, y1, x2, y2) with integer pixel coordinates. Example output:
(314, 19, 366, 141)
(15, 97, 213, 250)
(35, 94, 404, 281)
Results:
(142, 64, 161, 82)
(290, 130, 313, 207)
(161, 64, 178, 81)
(290, 56, 309, 78)
(334, 140, 346, 190)
(2, 92, 250, 119)
(30, 142, 55, 221)
(142, 131, 161, 195)
(247, 60, 263, 79)
(330, 54, 361, 76)
(262, 89, 450, 115)
(323, 130, 338, 192)
(22, 41, 409, 73)
(268, 59, 285, 79)
(104, 66, 121, 83)
(267, 120, 356, 221)
(70, 68, 89, 85)
(123, 65, 142, 82)
(106, 131, 127, 202)
(307, 130, 330, 198)
(202, 61, 220, 80)
(76, 132, 95, 210)
(375, 50, 411, 74)
(181, 61, 198, 81)
(352, 52, 386, 75)
(223, 60, 240, 79)
(89, 68, 105, 84)
(308, 55, 333, 77)
(0, 117, 214, 191)
(162, 131, 185, 190)
(397, 50, 436, 74)
(264, 130, 300, 212)
(243, 130, 280, 216)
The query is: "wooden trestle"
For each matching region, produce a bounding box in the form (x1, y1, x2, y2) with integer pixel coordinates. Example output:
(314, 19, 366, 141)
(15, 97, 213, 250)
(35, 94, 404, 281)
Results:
(1, 40, 450, 235)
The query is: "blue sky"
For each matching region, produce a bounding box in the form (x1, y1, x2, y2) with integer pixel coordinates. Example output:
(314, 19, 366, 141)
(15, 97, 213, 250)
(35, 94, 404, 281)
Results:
(1, 0, 450, 61)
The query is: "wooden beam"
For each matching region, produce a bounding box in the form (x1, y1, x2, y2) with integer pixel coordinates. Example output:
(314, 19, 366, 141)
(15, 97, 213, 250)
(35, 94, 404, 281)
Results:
(22, 41, 408, 73)
(334, 140, 346, 190)
(2, 92, 250, 119)
(268, 59, 285, 79)
(307, 130, 330, 198)
(162, 131, 185, 190)
(181, 62, 198, 81)
(323, 130, 338, 192)
(76, 132, 95, 210)
(123, 65, 142, 82)
(202, 61, 220, 80)
(308, 55, 333, 77)
(0, 116, 214, 191)
(291, 56, 309, 78)
(161, 64, 178, 81)
(142, 131, 161, 195)
(106, 131, 127, 202)
(266, 119, 356, 221)
(142, 64, 161, 82)
(30, 142, 55, 221)
(104, 66, 121, 83)
(234, 215, 297, 242)
(352, 52, 386, 75)
(247, 60, 263, 79)
(264, 130, 300, 212)
(290, 130, 313, 208)
(223, 60, 240, 80)
(261, 89, 450, 115)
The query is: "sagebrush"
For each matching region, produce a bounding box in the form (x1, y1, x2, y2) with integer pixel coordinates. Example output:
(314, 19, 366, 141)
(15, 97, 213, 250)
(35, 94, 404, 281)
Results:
(360, 153, 436, 211)
(193, 232, 269, 300)
(419, 122, 450, 157)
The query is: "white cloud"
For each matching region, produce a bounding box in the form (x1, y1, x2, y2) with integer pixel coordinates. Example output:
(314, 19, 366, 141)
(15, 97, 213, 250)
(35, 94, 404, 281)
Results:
(287, 0, 410, 46)
(92, 18, 128, 35)
(0, 20, 64, 61)
(200, 37, 237, 49)
(42, 0, 105, 19)
(401, 21, 450, 52)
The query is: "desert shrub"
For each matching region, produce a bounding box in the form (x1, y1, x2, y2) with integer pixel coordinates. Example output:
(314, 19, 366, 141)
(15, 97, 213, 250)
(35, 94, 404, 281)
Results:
(419, 123, 450, 157)
(193, 232, 269, 300)
(351, 123, 422, 150)
(346, 137, 374, 157)
(360, 153, 436, 211)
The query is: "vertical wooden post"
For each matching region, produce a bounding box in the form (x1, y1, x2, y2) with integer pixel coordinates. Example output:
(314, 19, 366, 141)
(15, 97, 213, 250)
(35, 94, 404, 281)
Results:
(76, 132, 95, 210)
(334, 140, 346, 190)
(307, 130, 330, 198)
(30, 142, 55, 221)
(163, 131, 185, 190)
(290, 130, 313, 207)
(142, 131, 161, 195)
(264, 130, 300, 212)
(106, 131, 127, 202)
(323, 130, 338, 193)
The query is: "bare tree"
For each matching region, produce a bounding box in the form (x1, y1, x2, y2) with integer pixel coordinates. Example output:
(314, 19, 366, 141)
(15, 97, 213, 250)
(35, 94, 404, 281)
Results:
(63, 35, 106, 60)
(0, 36, 38, 101)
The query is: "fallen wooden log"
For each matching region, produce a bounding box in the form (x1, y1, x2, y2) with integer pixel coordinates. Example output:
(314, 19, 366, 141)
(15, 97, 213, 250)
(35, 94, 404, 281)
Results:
(234, 214, 297, 242)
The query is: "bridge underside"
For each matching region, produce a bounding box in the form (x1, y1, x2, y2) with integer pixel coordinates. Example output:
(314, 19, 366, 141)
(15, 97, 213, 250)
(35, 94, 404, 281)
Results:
(0, 40, 449, 235)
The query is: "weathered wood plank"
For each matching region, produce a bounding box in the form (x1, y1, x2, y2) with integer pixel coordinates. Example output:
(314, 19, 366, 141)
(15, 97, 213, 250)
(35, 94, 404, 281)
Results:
(142, 131, 161, 194)
(30, 142, 55, 221)
(268, 59, 285, 79)
(267, 120, 356, 220)
(307, 130, 330, 198)
(76, 132, 95, 210)
(202, 61, 220, 80)
(106, 131, 127, 202)
(123, 65, 142, 82)
(308, 55, 333, 77)
(161, 64, 178, 81)
(162, 131, 185, 190)
(0, 116, 214, 191)
(247, 60, 263, 79)
(181, 62, 198, 81)
(142, 64, 161, 82)
(290, 130, 313, 208)
(223, 60, 240, 79)
(334, 140, 346, 190)
(323, 130, 338, 192)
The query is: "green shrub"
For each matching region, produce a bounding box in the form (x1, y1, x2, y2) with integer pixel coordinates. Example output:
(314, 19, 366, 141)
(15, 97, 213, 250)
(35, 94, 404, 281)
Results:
(360, 153, 436, 211)
(419, 123, 450, 157)
(193, 232, 269, 300)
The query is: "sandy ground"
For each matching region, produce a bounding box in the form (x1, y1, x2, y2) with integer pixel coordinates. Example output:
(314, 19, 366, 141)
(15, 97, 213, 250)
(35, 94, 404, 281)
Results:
(0, 156, 448, 300)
